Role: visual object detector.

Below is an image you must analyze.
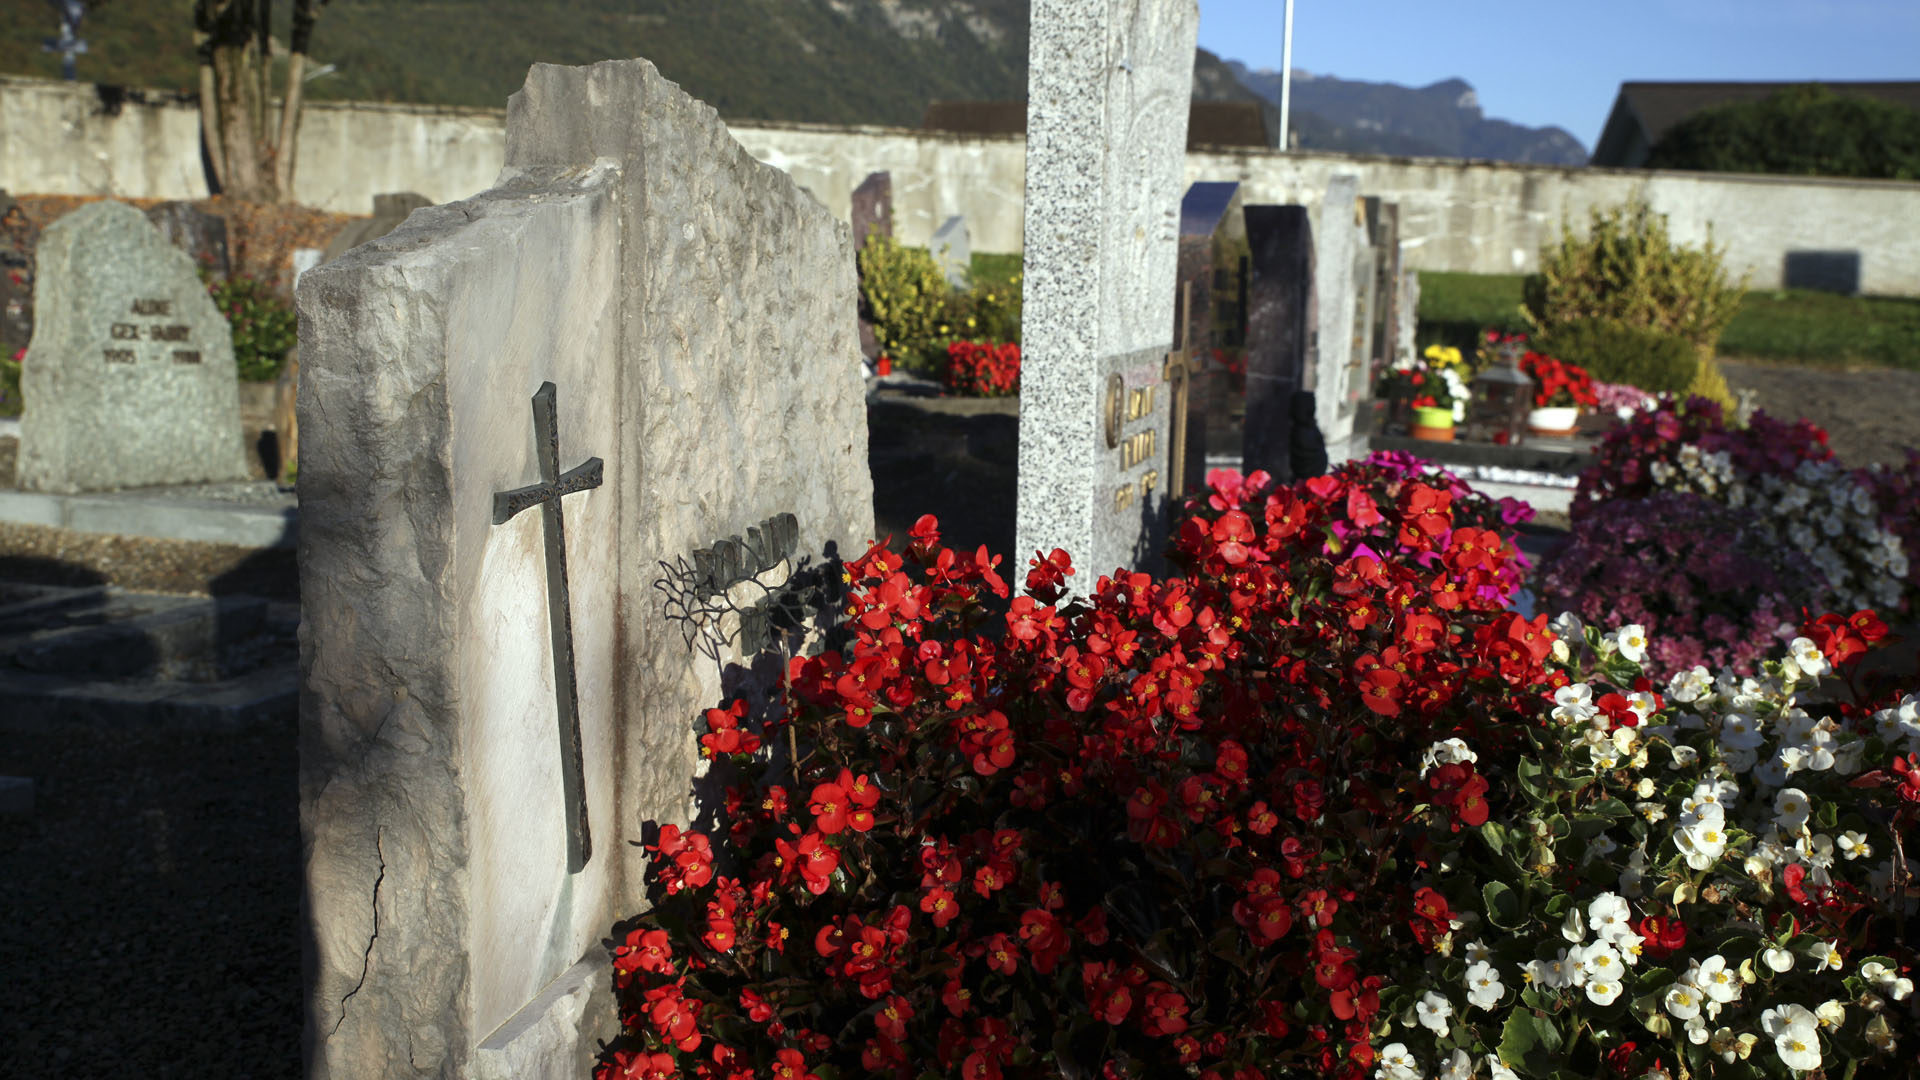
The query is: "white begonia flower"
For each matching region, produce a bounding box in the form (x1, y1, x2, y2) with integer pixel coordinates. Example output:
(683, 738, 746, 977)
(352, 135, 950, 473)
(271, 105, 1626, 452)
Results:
(1664, 981, 1703, 1020)
(1753, 757, 1791, 789)
(1763, 946, 1795, 973)
(1722, 746, 1758, 774)
(1584, 833, 1620, 864)
(1551, 683, 1596, 725)
(1668, 665, 1712, 704)
(1626, 690, 1659, 723)
(1375, 1043, 1419, 1080)
(1487, 1055, 1519, 1080)
(1414, 990, 1452, 1035)
(1614, 624, 1649, 663)
(1815, 1000, 1845, 1030)
(1669, 744, 1699, 767)
(1465, 960, 1504, 1010)
(1577, 940, 1624, 982)
(1865, 1013, 1896, 1052)
(1719, 713, 1766, 751)
(1462, 939, 1493, 965)
(1806, 940, 1844, 972)
(1709, 1026, 1750, 1064)
(1420, 737, 1477, 777)
(1539, 950, 1577, 989)
(1838, 830, 1872, 861)
(1773, 788, 1812, 831)
(1695, 955, 1740, 1004)
(1561, 906, 1586, 943)
(1763, 1003, 1822, 1072)
(1437, 1048, 1474, 1080)
(1675, 819, 1729, 871)
(1585, 978, 1624, 1006)
(1787, 637, 1830, 678)
(1550, 637, 1570, 664)
(1861, 960, 1915, 1001)
(1587, 893, 1631, 942)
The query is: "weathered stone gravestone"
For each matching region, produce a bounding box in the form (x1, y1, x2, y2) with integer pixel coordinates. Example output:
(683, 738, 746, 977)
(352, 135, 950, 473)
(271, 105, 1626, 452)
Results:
(1173, 180, 1249, 491)
(1313, 175, 1370, 467)
(1241, 203, 1315, 482)
(1364, 198, 1401, 379)
(318, 191, 433, 265)
(930, 213, 971, 289)
(850, 171, 893, 361)
(296, 59, 872, 1079)
(145, 201, 232, 280)
(18, 201, 247, 493)
(1015, 0, 1200, 579)
(1396, 266, 1421, 368)
(850, 170, 893, 247)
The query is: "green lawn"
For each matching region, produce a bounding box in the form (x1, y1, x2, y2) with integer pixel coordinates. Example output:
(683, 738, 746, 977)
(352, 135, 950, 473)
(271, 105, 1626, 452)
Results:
(1415, 271, 1920, 371)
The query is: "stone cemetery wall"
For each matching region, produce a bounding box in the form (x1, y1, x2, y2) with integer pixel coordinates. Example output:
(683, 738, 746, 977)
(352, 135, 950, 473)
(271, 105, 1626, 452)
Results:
(11, 73, 1920, 293)
(296, 59, 871, 1079)
(19, 201, 247, 492)
(1015, 0, 1200, 580)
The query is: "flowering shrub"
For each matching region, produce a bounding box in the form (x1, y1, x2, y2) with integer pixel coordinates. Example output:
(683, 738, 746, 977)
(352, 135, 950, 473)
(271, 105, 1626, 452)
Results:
(1857, 450, 1920, 600)
(1374, 610, 1917, 1080)
(600, 456, 1552, 1080)
(945, 341, 1021, 397)
(1381, 344, 1471, 422)
(1538, 494, 1822, 678)
(1575, 399, 1912, 614)
(207, 273, 297, 382)
(1517, 352, 1598, 410)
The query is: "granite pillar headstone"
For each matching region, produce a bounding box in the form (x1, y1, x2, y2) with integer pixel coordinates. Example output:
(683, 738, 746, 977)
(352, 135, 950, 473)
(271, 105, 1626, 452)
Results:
(1396, 267, 1421, 369)
(297, 59, 872, 1079)
(1015, 0, 1200, 580)
(1242, 204, 1315, 482)
(930, 214, 971, 289)
(18, 201, 246, 493)
(145, 201, 231, 280)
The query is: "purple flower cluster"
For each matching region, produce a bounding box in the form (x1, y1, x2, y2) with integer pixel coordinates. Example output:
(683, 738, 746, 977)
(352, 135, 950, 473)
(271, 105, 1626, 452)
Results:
(1856, 449, 1920, 599)
(1540, 493, 1823, 679)
(1591, 380, 1656, 417)
(1572, 398, 1833, 517)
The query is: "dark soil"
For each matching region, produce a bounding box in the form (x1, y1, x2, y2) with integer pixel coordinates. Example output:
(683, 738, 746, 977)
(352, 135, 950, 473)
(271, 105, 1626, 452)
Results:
(0, 722, 301, 1080)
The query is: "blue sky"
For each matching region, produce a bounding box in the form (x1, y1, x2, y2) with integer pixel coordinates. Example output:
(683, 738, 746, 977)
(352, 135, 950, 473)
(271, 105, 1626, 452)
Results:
(1196, 0, 1920, 151)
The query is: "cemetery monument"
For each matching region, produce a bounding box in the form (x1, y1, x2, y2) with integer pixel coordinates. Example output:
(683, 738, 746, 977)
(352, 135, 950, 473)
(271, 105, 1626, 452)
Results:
(296, 58, 872, 1078)
(1014, 0, 1201, 580)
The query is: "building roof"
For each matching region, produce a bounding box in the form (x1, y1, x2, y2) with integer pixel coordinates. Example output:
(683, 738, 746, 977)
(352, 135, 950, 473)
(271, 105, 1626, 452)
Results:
(922, 100, 1272, 150)
(1593, 81, 1920, 166)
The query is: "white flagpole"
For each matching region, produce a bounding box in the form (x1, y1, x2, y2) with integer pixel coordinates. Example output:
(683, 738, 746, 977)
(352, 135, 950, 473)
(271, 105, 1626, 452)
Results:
(1279, 0, 1296, 150)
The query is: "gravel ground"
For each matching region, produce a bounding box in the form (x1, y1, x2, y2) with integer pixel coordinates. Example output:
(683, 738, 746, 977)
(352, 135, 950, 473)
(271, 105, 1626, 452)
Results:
(1720, 358, 1920, 468)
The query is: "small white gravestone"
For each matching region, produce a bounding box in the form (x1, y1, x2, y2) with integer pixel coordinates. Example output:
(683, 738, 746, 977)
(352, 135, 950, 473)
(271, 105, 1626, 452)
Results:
(1312, 174, 1367, 467)
(1014, 0, 1200, 581)
(17, 201, 247, 493)
(296, 59, 872, 1078)
(930, 213, 971, 289)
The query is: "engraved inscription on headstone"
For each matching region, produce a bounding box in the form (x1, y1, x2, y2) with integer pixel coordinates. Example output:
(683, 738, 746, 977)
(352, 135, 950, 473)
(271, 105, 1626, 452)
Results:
(491, 381, 604, 875)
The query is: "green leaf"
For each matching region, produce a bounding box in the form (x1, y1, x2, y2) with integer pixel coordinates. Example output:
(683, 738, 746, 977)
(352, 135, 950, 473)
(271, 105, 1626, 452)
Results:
(1516, 759, 1547, 799)
(1480, 822, 1507, 855)
(1498, 1010, 1538, 1061)
(1483, 881, 1523, 929)
(1528, 1012, 1563, 1056)
(1589, 798, 1632, 820)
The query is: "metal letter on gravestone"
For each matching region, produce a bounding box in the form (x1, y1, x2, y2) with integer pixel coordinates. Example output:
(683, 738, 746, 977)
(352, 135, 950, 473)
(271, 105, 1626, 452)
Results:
(491, 381, 603, 874)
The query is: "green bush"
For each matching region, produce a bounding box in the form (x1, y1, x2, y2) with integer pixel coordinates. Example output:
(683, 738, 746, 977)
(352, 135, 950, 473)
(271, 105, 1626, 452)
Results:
(1646, 84, 1920, 181)
(1410, 271, 1528, 356)
(1529, 318, 1698, 394)
(1522, 195, 1746, 356)
(208, 274, 297, 382)
(0, 352, 20, 419)
(856, 233, 952, 375)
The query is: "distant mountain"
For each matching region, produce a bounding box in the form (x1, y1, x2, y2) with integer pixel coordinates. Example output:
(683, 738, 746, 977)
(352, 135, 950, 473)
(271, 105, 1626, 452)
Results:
(1227, 62, 1589, 165)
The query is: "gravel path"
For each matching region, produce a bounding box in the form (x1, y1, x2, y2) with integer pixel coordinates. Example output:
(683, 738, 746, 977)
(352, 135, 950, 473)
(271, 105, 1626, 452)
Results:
(1720, 358, 1920, 468)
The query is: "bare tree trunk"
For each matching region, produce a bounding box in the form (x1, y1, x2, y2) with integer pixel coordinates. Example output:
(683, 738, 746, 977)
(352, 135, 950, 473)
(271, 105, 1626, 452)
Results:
(195, 0, 328, 205)
(274, 0, 325, 202)
(194, 25, 228, 194)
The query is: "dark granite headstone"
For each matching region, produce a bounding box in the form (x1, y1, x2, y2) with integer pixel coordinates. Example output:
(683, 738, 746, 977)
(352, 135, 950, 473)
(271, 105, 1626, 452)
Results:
(850, 171, 893, 247)
(1366, 200, 1400, 379)
(1242, 204, 1315, 482)
(1173, 181, 1248, 493)
(145, 201, 231, 280)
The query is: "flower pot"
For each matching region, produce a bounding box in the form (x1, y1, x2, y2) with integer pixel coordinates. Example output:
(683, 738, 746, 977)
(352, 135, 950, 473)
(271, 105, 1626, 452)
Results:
(1410, 406, 1455, 442)
(1526, 406, 1580, 437)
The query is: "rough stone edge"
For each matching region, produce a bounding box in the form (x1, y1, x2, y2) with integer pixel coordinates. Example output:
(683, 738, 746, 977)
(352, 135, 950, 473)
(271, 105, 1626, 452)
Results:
(294, 163, 620, 1080)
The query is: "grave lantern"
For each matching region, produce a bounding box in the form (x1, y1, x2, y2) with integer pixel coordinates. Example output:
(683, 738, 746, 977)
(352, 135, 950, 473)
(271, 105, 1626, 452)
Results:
(1467, 344, 1534, 444)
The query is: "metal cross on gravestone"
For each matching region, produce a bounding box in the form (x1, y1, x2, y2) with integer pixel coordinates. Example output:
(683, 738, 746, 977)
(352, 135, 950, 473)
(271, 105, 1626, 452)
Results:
(1162, 280, 1197, 500)
(492, 381, 604, 874)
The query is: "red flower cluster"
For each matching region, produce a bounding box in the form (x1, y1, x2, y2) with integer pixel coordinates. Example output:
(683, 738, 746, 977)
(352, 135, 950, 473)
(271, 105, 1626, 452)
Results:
(1518, 351, 1598, 409)
(602, 458, 1551, 1080)
(945, 341, 1021, 397)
